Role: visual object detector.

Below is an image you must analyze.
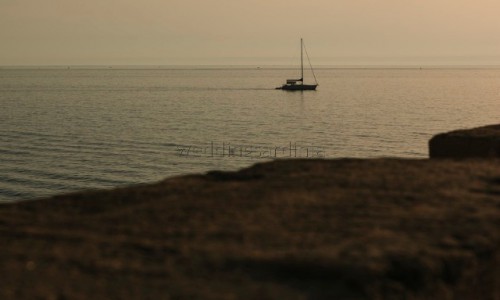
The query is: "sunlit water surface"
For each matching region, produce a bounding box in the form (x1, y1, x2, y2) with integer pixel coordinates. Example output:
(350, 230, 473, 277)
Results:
(1, 67, 499, 201)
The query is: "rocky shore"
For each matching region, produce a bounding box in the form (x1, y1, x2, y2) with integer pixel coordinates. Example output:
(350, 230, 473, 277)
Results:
(429, 124, 500, 158)
(0, 125, 499, 299)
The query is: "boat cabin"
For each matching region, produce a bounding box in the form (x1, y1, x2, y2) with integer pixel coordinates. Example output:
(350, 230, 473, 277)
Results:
(286, 79, 303, 85)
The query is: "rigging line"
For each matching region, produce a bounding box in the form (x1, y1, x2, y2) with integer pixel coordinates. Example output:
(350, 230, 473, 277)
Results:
(303, 42, 318, 85)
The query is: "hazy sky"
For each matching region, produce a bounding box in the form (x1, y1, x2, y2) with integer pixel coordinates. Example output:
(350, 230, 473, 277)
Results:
(2, 0, 500, 65)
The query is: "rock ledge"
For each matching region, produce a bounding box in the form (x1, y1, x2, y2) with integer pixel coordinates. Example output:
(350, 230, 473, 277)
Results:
(429, 124, 500, 158)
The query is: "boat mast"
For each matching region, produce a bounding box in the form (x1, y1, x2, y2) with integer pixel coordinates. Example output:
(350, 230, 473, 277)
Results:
(300, 38, 304, 83)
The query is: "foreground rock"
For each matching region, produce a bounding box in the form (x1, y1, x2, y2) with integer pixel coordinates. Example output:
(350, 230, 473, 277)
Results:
(429, 124, 500, 158)
(0, 159, 499, 299)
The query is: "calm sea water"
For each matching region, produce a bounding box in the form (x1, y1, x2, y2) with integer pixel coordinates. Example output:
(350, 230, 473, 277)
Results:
(1, 67, 499, 202)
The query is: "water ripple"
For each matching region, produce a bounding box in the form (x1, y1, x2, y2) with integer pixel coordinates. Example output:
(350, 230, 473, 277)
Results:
(1, 68, 499, 201)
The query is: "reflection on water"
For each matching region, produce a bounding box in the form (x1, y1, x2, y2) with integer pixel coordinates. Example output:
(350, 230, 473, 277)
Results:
(0, 67, 499, 201)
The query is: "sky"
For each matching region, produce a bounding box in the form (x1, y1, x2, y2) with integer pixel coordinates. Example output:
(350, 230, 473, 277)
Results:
(1, 0, 500, 66)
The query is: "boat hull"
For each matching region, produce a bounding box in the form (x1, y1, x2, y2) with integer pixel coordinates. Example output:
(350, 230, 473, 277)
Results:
(277, 84, 318, 91)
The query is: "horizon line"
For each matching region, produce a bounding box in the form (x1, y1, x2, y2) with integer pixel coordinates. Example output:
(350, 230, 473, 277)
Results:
(2, 63, 500, 69)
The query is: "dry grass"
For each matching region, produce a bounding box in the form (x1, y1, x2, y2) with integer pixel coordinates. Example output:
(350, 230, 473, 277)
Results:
(0, 158, 499, 299)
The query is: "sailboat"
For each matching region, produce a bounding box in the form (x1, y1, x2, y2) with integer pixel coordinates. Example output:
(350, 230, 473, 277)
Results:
(276, 38, 318, 91)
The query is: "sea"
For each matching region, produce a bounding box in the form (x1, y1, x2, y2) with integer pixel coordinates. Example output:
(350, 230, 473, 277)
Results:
(1, 66, 499, 202)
